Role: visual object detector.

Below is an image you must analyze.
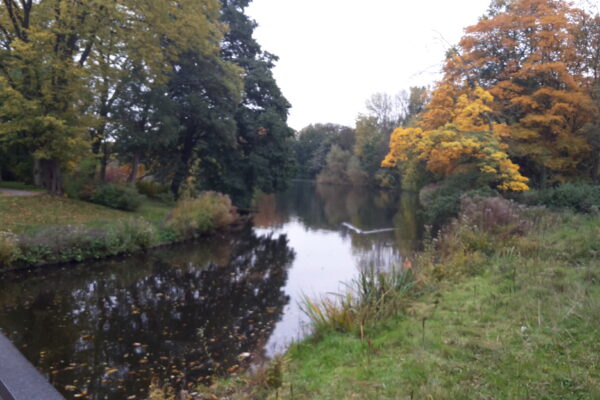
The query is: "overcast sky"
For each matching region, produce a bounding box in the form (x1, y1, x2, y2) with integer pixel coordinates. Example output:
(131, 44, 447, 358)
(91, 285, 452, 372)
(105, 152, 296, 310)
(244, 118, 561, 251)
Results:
(246, 0, 493, 130)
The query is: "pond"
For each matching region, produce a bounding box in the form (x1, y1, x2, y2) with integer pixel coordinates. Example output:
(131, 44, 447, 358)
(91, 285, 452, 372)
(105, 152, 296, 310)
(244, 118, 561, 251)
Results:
(0, 181, 422, 400)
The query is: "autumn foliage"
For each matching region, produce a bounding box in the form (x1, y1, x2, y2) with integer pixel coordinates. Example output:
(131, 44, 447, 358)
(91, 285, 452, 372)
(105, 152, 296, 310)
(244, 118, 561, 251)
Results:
(384, 0, 600, 189)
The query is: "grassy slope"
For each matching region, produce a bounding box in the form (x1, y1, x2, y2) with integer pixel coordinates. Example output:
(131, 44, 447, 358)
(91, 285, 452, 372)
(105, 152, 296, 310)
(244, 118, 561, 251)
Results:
(278, 215, 600, 399)
(0, 194, 170, 233)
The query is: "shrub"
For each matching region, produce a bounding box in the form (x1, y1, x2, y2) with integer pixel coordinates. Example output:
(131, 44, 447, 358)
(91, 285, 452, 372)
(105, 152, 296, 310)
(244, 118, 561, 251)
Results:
(430, 196, 541, 277)
(104, 164, 130, 184)
(91, 184, 143, 211)
(523, 183, 600, 213)
(420, 182, 496, 229)
(136, 180, 169, 199)
(165, 191, 237, 239)
(0, 231, 19, 268)
(64, 157, 98, 200)
(113, 218, 159, 250)
(459, 196, 535, 236)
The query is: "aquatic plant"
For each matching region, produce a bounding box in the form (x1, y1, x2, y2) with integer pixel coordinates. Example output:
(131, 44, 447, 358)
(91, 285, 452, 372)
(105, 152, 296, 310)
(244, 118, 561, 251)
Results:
(301, 266, 417, 334)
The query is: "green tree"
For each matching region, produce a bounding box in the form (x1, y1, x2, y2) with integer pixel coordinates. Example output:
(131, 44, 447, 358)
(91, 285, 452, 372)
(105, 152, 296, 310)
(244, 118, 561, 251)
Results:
(196, 0, 295, 204)
(293, 123, 355, 179)
(0, 0, 228, 193)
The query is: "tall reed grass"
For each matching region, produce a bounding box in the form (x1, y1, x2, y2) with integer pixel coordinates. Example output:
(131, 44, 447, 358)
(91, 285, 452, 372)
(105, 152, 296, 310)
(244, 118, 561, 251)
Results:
(301, 265, 417, 334)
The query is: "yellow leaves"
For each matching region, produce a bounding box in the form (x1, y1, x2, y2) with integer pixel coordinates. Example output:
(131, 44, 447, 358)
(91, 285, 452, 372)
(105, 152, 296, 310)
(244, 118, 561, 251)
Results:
(383, 86, 529, 191)
(381, 126, 423, 167)
(481, 165, 497, 174)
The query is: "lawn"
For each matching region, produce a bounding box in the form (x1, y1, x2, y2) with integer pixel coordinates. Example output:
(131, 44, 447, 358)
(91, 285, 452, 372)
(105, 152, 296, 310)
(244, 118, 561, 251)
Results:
(276, 214, 600, 399)
(0, 194, 170, 233)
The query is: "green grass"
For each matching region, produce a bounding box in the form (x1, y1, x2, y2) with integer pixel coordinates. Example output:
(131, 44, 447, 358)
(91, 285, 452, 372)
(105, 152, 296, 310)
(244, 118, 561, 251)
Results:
(0, 194, 171, 233)
(0, 181, 46, 192)
(275, 214, 600, 399)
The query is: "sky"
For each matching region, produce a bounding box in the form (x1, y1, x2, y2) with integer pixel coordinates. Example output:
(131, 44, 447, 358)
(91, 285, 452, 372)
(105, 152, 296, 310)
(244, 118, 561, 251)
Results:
(246, 0, 493, 131)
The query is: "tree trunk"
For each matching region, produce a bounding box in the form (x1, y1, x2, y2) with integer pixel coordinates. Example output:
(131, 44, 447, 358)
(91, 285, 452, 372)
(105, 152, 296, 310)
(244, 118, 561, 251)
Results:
(170, 131, 195, 198)
(33, 158, 42, 187)
(100, 141, 110, 182)
(37, 159, 62, 194)
(128, 153, 140, 183)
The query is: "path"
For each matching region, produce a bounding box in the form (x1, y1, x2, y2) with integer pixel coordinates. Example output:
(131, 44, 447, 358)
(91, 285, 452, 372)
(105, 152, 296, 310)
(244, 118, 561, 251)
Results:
(0, 188, 41, 197)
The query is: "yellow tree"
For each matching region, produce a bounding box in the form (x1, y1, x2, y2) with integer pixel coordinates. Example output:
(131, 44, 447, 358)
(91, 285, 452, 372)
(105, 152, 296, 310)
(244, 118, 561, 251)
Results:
(383, 87, 529, 192)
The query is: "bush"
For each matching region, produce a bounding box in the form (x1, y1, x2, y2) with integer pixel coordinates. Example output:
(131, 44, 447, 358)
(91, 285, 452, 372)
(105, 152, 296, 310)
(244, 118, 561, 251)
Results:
(0, 231, 19, 268)
(165, 192, 237, 239)
(63, 157, 99, 200)
(523, 183, 600, 213)
(113, 218, 159, 250)
(136, 180, 169, 199)
(91, 184, 143, 211)
(429, 196, 540, 277)
(420, 182, 496, 229)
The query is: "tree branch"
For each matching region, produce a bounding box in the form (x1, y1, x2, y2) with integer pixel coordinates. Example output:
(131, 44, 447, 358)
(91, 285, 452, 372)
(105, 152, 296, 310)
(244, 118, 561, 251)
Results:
(3, 0, 24, 41)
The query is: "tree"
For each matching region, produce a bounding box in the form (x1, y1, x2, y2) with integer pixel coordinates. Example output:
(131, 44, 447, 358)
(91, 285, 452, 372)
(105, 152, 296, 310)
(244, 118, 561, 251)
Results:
(0, 0, 229, 193)
(441, 0, 596, 185)
(383, 87, 529, 192)
(194, 0, 295, 205)
(293, 123, 355, 179)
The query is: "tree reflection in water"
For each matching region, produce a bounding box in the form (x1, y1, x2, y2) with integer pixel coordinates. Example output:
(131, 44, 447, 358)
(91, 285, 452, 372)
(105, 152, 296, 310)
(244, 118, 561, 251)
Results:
(0, 225, 295, 400)
(255, 181, 423, 270)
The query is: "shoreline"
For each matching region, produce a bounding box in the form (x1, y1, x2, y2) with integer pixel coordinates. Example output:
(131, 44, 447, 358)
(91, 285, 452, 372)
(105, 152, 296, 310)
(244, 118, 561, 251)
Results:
(0, 217, 250, 274)
(0, 193, 248, 272)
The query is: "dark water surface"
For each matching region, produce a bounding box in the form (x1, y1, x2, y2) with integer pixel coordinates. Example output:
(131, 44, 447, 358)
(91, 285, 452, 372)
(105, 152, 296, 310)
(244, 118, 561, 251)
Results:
(0, 181, 421, 399)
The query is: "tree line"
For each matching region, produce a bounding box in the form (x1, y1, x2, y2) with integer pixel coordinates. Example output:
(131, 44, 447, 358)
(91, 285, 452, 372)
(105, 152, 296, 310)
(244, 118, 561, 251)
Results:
(291, 87, 428, 187)
(385, 0, 600, 192)
(0, 0, 294, 204)
(293, 0, 600, 195)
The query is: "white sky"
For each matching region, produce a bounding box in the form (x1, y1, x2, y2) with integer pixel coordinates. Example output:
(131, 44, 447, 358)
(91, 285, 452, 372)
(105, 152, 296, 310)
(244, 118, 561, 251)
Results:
(246, 0, 493, 130)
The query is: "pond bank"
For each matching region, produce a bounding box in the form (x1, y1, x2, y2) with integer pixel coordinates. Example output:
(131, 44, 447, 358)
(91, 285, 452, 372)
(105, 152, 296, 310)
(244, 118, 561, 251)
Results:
(0, 181, 418, 400)
(0, 192, 244, 270)
(170, 200, 600, 399)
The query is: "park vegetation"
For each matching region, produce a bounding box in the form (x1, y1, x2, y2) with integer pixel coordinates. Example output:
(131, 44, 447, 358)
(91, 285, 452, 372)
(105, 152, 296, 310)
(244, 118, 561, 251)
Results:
(145, 0, 600, 398)
(0, 0, 295, 206)
(1, 0, 600, 397)
(0, 191, 238, 268)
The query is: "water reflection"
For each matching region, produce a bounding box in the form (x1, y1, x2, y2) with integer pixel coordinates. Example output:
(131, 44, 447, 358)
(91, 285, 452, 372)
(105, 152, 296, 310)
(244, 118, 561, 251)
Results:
(0, 227, 294, 400)
(255, 181, 423, 257)
(254, 181, 423, 354)
(0, 181, 423, 399)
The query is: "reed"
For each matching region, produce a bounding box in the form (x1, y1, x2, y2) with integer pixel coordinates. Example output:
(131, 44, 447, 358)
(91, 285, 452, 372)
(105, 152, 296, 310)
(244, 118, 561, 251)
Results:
(301, 265, 417, 335)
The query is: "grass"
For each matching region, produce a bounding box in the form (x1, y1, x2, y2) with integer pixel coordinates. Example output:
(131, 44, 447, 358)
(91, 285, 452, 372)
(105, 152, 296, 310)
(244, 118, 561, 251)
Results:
(275, 212, 600, 399)
(0, 194, 135, 233)
(147, 198, 600, 399)
(0, 181, 46, 192)
(0, 190, 240, 268)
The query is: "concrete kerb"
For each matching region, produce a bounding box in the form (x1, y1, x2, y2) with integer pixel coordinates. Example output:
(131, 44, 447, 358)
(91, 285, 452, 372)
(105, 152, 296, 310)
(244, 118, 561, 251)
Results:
(0, 333, 64, 400)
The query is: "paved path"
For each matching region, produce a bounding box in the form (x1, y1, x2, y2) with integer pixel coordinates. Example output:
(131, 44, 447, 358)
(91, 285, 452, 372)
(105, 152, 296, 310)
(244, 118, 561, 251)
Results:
(0, 188, 41, 197)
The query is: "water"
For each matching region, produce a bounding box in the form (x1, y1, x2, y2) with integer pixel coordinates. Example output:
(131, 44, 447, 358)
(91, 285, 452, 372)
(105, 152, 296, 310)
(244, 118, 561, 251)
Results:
(0, 181, 421, 399)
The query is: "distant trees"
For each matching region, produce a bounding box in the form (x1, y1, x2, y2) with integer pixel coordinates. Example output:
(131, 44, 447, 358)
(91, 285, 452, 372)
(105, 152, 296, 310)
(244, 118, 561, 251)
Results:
(293, 87, 427, 187)
(293, 123, 355, 179)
